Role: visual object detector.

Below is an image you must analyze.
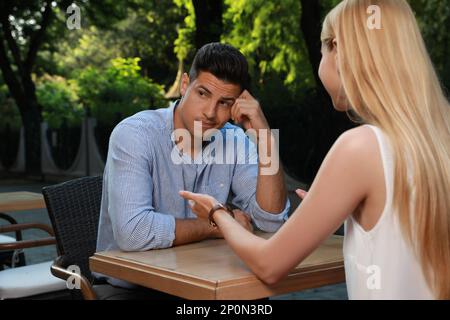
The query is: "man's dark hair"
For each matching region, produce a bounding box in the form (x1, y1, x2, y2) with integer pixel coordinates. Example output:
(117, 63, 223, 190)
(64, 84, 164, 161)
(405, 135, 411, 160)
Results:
(189, 43, 251, 92)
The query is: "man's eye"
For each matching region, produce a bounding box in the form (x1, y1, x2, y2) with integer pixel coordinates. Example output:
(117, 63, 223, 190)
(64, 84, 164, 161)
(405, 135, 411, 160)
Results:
(219, 101, 232, 107)
(199, 90, 206, 96)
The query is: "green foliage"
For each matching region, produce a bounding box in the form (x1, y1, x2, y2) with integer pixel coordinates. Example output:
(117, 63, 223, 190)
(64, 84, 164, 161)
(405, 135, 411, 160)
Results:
(112, 2, 185, 86)
(49, 26, 121, 78)
(0, 83, 21, 129)
(173, 0, 196, 62)
(5, 0, 143, 68)
(76, 57, 166, 124)
(223, 0, 314, 92)
(411, 0, 450, 89)
(40, 2, 185, 87)
(36, 75, 84, 129)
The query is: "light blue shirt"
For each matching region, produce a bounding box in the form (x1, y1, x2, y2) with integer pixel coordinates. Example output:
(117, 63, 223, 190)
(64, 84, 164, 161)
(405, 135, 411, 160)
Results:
(96, 102, 289, 285)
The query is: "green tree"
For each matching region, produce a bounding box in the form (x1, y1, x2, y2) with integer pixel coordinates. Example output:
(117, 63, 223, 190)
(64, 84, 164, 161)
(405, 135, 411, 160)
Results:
(76, 57, 166, 124)
(166, 0, 195, 98)
(410, 0, 450, 89)
(0, 0, 139, 175)
(223, 0, 313, 91)
(36, 74, 83, 128)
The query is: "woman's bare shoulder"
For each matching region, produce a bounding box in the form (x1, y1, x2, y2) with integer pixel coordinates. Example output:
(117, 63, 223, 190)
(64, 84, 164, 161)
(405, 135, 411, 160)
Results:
(333, 125, 379, 159)
(322, 125, 382, 187)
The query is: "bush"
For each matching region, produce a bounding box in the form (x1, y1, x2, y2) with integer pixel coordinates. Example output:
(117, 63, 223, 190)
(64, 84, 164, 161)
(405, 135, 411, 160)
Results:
(0, 84, 21, 129)
(76, 57, 167, 124)
(35, 75, 83, 169)
(36, 75, 84, 129)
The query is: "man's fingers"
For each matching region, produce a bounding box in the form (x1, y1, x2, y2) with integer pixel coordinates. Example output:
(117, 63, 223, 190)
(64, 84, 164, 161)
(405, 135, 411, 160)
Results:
(239, 90, 253, 99)
(231, 99, 251, 122)
(230, 101, 237, 121)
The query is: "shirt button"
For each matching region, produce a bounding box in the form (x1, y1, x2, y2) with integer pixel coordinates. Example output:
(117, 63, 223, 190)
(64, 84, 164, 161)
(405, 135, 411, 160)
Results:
(220, 183, 224, 188)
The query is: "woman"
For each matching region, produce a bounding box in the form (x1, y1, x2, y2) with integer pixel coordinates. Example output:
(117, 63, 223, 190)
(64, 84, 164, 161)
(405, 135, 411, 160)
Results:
(180, 0, 450, 299)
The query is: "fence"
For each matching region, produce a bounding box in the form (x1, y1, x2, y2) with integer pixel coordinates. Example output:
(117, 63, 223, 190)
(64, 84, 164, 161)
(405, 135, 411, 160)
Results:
(0, 118, 106, 177)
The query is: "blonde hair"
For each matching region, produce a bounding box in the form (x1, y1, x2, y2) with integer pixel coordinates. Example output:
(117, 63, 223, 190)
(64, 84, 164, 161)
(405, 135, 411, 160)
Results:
(322, 0, 450, 299)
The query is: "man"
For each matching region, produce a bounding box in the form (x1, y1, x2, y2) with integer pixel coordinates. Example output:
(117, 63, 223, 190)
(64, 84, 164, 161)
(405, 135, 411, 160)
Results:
(96, 43, 289, 287)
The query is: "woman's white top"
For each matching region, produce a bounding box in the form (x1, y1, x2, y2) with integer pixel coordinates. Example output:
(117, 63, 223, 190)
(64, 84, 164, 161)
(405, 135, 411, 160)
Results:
(343, 125, 434, 300)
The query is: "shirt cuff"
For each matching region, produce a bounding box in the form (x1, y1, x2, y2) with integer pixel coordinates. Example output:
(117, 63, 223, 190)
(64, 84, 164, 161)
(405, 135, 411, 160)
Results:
(251, 198, 290, 232)
(154, 213, 176, 249)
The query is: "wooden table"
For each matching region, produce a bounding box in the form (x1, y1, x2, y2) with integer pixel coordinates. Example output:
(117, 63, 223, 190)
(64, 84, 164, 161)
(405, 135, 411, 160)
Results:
(90, 234, 345, 300)
(0, 192, 46, 212)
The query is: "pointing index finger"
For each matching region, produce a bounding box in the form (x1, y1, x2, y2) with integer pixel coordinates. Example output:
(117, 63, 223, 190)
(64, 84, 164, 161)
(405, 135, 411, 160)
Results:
(179, 190, 198, 201)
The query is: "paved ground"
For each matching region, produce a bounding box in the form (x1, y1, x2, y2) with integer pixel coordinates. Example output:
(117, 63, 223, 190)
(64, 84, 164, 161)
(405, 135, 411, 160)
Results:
(0, 176, 348, 300)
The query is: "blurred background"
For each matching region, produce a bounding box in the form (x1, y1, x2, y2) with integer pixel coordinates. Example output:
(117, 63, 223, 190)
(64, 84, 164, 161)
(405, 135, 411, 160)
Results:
(0, 0, 449, 185)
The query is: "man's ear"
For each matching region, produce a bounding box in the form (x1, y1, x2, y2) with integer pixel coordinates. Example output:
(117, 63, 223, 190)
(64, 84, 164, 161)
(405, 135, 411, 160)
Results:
(180, 73, 190, 96)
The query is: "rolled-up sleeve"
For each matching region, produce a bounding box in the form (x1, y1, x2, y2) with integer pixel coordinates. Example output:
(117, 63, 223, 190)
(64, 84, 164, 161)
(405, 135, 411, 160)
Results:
(107, 123, 176, 251)
(230, 130, 289, 232)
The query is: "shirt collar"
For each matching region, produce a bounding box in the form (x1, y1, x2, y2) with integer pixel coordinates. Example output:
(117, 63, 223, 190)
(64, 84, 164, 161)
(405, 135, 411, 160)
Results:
(166, 99, 179, 133)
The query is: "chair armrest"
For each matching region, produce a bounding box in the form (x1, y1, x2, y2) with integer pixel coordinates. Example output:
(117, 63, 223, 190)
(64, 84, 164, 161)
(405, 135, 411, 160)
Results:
(0, 212, 24, 242)
(0, 222, 56, 250)
(0, 223, 54, 236)
(51, 256, 97, 300)
(0, 237, 56, 250)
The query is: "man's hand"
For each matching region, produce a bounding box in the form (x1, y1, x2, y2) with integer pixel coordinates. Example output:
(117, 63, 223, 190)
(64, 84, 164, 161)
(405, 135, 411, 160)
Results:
(230, 90, 270, 132)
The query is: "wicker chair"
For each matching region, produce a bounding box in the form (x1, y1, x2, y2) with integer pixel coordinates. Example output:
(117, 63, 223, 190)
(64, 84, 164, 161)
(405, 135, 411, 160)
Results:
(42, 176, 163, 300)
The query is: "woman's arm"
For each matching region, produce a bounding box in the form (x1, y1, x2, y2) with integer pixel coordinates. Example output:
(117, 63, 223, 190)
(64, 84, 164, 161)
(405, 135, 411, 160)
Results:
(181, 126, 380, 284)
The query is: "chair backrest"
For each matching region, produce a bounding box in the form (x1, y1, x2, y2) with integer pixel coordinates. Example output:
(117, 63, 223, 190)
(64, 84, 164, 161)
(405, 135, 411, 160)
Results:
(42, 176, 102, 282)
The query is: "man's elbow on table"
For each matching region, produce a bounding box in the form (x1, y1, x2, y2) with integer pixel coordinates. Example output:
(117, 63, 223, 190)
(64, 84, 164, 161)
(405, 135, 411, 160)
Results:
(115, 234, 151, 252)
(112, 211, 175, 252)
(114, 229, 169, 252)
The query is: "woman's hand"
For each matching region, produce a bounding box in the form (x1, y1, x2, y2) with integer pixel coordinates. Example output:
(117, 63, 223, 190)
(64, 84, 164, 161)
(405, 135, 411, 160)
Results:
(295, 188, 308, 200)
(179, 190, 218, 220)
(179, 190, 255, 233)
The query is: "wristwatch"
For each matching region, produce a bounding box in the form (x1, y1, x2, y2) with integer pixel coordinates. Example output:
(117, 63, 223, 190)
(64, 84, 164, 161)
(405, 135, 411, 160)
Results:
(208, 203, 234, 227)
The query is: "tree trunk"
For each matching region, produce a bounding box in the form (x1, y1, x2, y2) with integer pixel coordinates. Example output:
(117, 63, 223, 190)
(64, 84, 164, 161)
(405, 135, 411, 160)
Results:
(192, 0, 223, 49)
(165, 59, 184, 99)
(166, 1, 223, 99)
(0, 2, 53, 176)
(20, 102, 42, 175)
